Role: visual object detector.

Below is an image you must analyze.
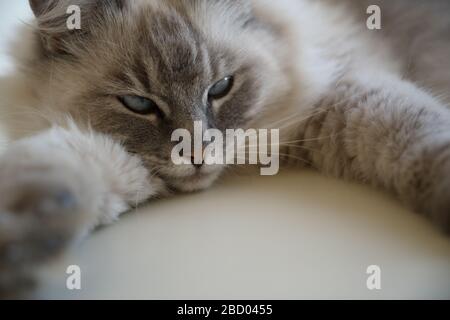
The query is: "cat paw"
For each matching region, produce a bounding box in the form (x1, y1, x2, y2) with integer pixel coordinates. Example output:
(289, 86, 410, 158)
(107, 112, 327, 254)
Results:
(0, 150, 93, 296)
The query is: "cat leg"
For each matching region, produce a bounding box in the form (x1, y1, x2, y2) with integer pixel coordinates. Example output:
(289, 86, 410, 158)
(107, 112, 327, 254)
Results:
(293, 73, 450, 232)
(0, 122, 164, 295)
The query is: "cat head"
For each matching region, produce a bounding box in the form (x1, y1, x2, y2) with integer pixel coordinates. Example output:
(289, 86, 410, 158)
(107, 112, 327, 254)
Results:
(27, 0, 288, 192)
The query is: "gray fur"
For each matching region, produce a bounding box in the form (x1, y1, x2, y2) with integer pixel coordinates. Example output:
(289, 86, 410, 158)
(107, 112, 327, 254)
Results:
(1, 0, 450, 294)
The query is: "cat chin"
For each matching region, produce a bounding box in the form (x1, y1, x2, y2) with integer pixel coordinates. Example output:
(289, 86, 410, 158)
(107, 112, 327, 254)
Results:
(166, 171, 222, 193)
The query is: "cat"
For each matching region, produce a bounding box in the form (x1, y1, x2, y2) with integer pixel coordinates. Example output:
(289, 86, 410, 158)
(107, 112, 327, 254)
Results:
(0, 0, 449, 294)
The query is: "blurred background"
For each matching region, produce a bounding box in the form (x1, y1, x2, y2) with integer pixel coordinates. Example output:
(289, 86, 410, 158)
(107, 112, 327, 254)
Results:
(0, 1, 449, 299)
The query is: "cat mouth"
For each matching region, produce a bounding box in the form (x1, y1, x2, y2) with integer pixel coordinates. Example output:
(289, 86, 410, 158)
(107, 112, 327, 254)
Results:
(163, 170, 222, 193)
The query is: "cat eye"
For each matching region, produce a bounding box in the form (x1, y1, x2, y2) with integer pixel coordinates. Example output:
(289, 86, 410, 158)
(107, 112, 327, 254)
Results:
(208, 76, 234, 100)
(118, 95, 163, 117)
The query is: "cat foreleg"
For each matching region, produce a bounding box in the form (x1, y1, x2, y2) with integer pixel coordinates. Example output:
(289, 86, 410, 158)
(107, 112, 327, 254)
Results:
(295, 73, 450, 232)
(0, 122, 164, 295)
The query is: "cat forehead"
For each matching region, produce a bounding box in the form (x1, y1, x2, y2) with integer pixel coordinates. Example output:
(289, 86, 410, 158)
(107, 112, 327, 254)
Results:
(143, 10, 208, 76)
(121, 12, 217, 95)
(90, 4, 240, 93)
(42, 0, 252, 98)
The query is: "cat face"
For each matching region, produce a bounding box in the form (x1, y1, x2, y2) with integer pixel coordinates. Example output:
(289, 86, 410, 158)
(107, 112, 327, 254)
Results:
(28, 0, 287, 192)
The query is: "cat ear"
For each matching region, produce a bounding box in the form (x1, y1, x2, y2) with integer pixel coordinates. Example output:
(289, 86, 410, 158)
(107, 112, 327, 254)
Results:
(29, 0, 56, 17)
(29, 0, 125, 55)
(29, 0, 124, 17)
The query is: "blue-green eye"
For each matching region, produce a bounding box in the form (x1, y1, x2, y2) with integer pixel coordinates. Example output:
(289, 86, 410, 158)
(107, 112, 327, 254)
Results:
(119, 95, 162, 116)
(208, 76, 234, 100)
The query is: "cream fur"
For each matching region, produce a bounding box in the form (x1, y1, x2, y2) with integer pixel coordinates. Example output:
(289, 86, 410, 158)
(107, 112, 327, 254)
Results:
(1, 0, 450, 294)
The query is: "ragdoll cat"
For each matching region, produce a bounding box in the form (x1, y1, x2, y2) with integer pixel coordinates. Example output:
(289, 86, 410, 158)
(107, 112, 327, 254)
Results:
(1, 0, 450, 293)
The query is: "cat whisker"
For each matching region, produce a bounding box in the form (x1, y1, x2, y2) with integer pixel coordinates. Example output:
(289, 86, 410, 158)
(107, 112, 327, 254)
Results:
(256, 108, 327, 131)
(234, 152, 312, 166)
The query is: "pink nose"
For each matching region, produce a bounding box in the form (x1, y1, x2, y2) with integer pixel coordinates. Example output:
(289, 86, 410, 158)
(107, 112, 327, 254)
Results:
(190, 156, 204, 169)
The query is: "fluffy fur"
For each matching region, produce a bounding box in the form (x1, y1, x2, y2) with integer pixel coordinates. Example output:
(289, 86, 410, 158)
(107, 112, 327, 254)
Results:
(0, 0, 449, 294)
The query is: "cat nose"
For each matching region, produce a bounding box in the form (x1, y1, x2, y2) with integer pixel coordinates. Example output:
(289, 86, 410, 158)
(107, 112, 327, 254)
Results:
(190, 156, 204, 169)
